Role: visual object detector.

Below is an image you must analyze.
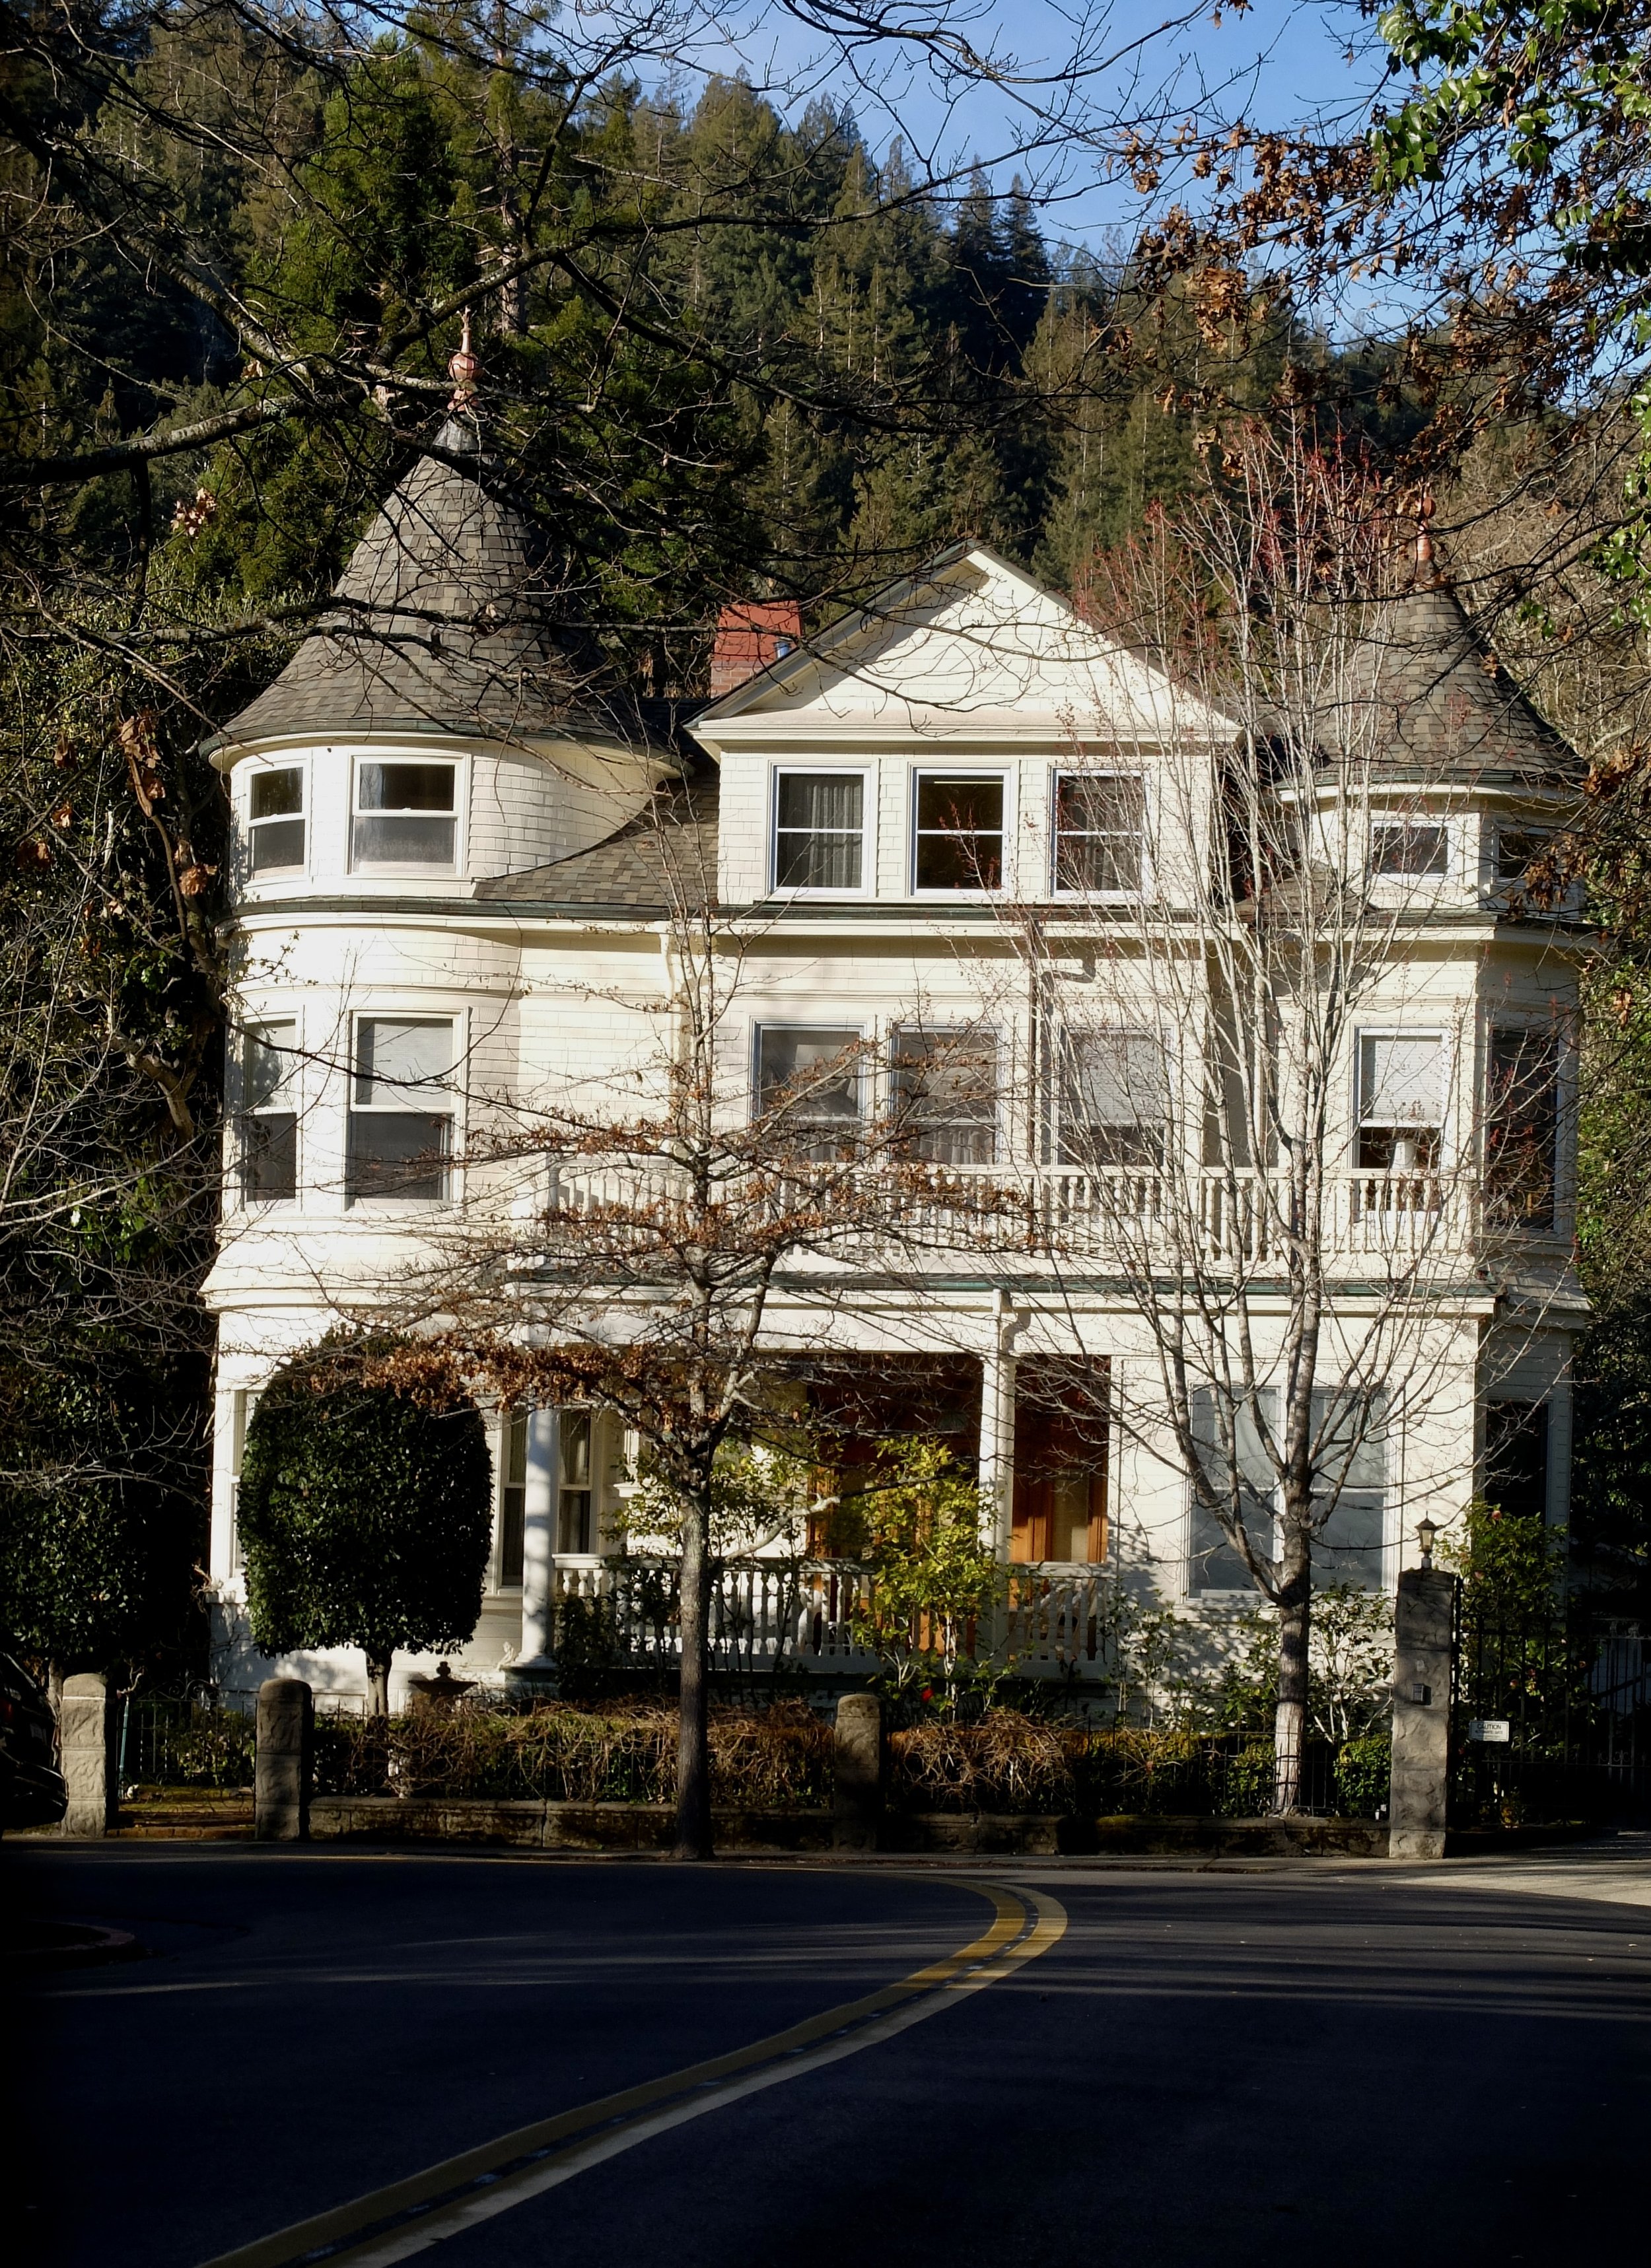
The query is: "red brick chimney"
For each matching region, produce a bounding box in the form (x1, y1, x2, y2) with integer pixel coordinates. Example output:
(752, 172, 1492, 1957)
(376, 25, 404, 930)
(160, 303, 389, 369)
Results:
(709, 601, 802, 699)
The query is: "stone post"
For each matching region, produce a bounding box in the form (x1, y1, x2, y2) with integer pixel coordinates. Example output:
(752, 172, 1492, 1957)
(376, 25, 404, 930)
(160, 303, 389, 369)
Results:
(59, 1673, 118, 1837)
(1388, 1568, 1457, 1859)
(255, 1677, 313, 1841)
(833, 1691, 884, 1851)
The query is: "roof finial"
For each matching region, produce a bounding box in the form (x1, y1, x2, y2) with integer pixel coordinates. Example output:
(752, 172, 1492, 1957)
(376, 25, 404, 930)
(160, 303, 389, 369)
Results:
(1415, 490, 1436, 580)
(448, 308, 481, 412)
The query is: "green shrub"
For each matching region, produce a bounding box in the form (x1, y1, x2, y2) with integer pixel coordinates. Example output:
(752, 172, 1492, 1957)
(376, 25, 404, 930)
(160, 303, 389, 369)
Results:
(1335, 1733, 1391, 1818)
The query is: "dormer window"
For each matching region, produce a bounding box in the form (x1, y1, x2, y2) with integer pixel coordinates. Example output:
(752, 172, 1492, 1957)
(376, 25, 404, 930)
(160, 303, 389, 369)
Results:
(247, 767, 305, 874)
(352, 761, 458, 870)
(1370, 819, 1448, 879)
(913, 773, 1004, 892)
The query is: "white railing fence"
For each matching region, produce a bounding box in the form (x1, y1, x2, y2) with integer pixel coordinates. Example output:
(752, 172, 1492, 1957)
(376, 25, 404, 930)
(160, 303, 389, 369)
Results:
(550, 1557, 1120, 1680)
(509, 1159, 1520, 1269)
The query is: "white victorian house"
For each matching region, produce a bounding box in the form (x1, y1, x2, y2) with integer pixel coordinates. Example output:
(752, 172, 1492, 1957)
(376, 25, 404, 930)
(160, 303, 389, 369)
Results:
(201, 413, 1588, 1707)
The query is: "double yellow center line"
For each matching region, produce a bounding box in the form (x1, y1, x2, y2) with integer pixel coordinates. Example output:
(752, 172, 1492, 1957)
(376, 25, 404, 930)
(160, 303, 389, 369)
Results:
(199, 1876, 1067, 2268)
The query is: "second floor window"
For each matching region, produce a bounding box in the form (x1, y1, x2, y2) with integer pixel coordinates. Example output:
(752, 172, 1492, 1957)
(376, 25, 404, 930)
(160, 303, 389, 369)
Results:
(1370, 819, 1448, 878)
(247, 767, 305, 874)
(891, 1027, 999, 1164)
(347, 1016, 454, 1201)
(1485, 1027, 1559, 1228)
(1053, 773, 1146, 895)
(353, 761, 457, 869)
(773, 772, 864, 889)
(1059, 1032, 1169, 1167)
(755, 1026, 862, 1159)
(240, 1021, 298, 1202)
(1356, 1033, 1444, 1171)
(913, 774, 1004, 891)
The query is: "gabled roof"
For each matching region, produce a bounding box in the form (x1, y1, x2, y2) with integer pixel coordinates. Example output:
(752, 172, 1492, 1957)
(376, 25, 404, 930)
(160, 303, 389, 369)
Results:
(210, 419, 658, 756)
(692, 542, 1234, 745)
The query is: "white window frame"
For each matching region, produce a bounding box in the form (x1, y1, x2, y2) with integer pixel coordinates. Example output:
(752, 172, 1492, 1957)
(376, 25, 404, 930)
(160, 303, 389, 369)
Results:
(1055, 1026, 1175, 1169)
(1354, 1027, 1451, 1170)
(909, 767, 1011, 897)
(890, 1024, 1001, 1165)
(237, 1014, 301, 1208)
(349, 753, 464, 876)
(768, 765, 874, 897)
(1368, 811, 1454, 884)
(1483, 1017, 1569, 1235)
(243, 757, 308, 879)
(1050, 766, 1152, 901)
(752, 1021, 867, 1153)
(345, 1009, 463, 1207)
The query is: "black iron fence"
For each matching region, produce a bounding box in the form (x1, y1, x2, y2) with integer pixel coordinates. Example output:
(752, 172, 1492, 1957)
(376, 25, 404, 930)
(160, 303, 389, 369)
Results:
(1452, 1614, 1651, 1828)
(114, 1697, 256, 1791)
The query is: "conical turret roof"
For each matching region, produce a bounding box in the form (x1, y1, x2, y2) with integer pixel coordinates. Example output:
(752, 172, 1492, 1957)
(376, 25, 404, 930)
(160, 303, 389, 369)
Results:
(1358, 578, 1575, 788)
(213, 419, 645, 751)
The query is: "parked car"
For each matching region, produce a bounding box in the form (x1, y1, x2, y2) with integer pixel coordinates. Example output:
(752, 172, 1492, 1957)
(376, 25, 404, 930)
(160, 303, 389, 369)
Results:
(0, 1650, 67, 1829)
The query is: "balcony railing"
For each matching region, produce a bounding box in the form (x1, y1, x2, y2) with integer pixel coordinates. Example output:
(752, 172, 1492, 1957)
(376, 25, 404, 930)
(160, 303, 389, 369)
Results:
(517, 1159, 1521, 1270)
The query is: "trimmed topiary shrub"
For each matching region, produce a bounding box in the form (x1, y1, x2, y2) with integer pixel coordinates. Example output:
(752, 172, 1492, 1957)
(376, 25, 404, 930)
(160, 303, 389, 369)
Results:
(239, 1334, 492, 1713)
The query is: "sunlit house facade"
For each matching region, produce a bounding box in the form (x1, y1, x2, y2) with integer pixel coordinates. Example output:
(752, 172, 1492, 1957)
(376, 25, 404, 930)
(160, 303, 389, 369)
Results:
(201, 417, 1586, 1705)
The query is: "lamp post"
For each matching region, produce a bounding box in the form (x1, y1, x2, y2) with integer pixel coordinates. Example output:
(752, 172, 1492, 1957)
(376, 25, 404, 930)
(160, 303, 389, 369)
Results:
(1415, 1517, 1438, 1569)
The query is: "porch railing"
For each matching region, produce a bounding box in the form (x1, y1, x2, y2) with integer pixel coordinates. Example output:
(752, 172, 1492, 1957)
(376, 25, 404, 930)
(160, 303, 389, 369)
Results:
(551, 1556, 1119, 1681)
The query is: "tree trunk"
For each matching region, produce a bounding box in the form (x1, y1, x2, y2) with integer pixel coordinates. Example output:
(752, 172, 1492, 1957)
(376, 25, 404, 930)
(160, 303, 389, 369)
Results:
(675, 1494, 713, 1859)
(365, 1651, 392, 1719)
(1273, 1569, 1310, 1814)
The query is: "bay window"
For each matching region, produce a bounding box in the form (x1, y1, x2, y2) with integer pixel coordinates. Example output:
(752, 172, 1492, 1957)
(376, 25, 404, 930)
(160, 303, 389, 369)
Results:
(347, 1016, 454, 1201)
(558, 1410, 594, 1554)
(352, 761, 458, 869)
(497, 1410, 527, 1587)
(1370, 819, 1448, 878)
(1485, 1027, 1559, 1229)
(240, 1021, 299, 1203)
(1356, 1033, 1444, 1172)
(247, 767, 305, 874)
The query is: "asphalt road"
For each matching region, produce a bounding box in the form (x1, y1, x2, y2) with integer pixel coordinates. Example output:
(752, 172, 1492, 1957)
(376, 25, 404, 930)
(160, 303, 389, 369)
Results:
(7, 1841, 1651, 2268)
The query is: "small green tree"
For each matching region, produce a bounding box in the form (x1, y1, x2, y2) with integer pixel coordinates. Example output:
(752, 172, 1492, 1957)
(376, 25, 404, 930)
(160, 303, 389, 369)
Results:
(238, 1337, 492, 1714)
(834, 1437, 1001, 1703)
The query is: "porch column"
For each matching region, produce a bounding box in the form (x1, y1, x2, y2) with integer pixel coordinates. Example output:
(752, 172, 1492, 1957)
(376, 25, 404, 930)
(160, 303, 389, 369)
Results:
(517, 1405, 558, 1670)
(980, 1301, 1017, 1558)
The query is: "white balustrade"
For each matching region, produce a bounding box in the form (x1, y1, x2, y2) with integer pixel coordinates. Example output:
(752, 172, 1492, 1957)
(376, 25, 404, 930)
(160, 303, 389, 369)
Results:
(549, 1556, 1115, 1679)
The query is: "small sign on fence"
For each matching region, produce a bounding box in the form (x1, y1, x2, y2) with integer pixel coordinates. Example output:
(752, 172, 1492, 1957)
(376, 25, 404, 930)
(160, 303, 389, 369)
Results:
(1467, 1718, 1511, 1744)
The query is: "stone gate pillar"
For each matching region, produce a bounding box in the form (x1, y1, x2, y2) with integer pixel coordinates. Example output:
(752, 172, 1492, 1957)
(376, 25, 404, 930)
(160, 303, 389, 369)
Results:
(59, 1674, 118, 1837)
(1389, 1567, 1458, 1860)
(254, 1678, 313, 1841)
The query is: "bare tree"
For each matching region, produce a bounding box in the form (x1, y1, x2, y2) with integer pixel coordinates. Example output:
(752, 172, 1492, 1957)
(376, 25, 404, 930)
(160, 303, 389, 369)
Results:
(1001, 419, 1582, 1810)
(322, 810, 1011, 1857)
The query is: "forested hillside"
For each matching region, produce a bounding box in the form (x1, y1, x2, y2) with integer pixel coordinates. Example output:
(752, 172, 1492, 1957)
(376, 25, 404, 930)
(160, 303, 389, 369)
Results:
(3, 1, 1648, 1678)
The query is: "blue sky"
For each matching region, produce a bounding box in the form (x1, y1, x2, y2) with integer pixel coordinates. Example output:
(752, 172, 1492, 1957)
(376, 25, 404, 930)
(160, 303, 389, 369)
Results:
(665, 0, 1390, 243)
